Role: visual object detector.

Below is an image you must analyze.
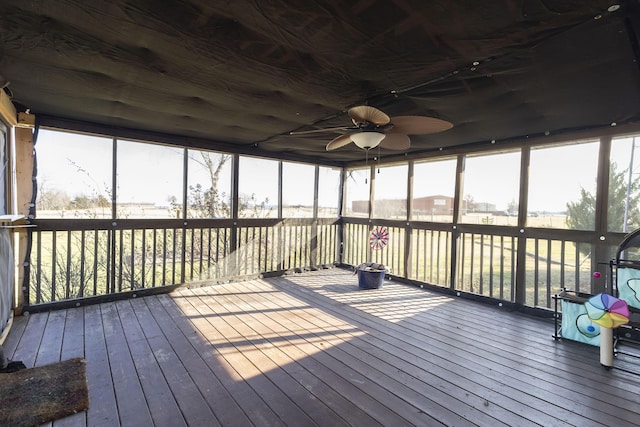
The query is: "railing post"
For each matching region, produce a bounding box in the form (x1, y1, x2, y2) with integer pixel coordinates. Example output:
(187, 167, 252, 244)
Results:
(515, 233, 527, 305)
(310, 220, 318, 270)
(449, 227, 459, 290)
(180, 222, 187, 284)
(337, 167, 346, 266)
(110, 138, 117, 294)
(593, 135, 612, 294)
(229, 155, 240, 278)
(404, 224, 412, 279)
(450, 154, 464, 290)
(405, 161, 413, 279)
(514, 147, 530, 305)
(310, 166, 320, 270)
(337, 219, 344, 265)
(179, 149, 189, 283)
(107, 226, 115, 294)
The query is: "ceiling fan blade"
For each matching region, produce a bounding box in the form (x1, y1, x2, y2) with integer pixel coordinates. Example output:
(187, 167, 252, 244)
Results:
(290, 126, 355, 135)
(348, 106, 390, 125)
(387, 116, 453, 135)
(326, 134, 353, 151)
(380, 134, 411, 150)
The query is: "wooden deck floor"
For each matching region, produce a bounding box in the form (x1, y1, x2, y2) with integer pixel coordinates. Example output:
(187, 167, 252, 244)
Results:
(4, 268, 640, 426)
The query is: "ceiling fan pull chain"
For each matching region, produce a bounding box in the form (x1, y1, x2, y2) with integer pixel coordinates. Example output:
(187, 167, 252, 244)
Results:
(365, 149, 369, 184)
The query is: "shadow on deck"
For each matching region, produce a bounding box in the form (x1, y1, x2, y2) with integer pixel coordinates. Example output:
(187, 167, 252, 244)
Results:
(4, 268, 640, 426)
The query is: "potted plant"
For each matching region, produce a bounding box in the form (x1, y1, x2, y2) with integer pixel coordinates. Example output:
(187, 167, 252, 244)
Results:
(354, 262, 389, 289)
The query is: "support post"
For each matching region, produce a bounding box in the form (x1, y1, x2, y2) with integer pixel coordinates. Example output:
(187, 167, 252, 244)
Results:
(600, 327, 614, 368)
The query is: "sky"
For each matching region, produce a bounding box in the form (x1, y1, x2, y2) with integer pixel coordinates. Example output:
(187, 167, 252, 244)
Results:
(347, 140, 617, 213)
(35, 129, 341, 209)
(34, 129, 640, 214)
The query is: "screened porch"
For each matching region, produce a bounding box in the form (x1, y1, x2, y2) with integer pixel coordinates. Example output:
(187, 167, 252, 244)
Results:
(4, 2, 640, 426)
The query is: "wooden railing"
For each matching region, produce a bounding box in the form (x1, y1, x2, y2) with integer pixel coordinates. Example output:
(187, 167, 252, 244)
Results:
(25, 215, 624, 312)
(342, 220, 623, 310)
(25, 218, 338, 308)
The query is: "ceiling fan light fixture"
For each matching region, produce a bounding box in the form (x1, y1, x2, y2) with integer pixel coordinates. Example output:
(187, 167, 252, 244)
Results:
(351, 131, 385, 150)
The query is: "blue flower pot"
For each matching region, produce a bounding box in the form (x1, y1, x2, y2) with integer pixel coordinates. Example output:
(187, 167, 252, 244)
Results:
(357, 269, 385, 289)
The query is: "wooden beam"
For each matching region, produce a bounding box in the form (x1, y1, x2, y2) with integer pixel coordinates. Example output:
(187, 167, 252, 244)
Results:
(14, 127, 34, 313)
(0, 91, 16, 126)
(17, 112, 35, 128)
(15, 127, 33, 217)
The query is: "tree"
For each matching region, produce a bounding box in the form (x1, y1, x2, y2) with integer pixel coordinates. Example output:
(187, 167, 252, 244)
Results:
(36, 181, 71, 211)
(170, 152, 232, 218)
(70, 195, 93, 209)
(37, 173, 112, 216)
(173, 151, 271, 219)
(607, 162, 640, 232)
(566, 162, 640, 232)
(463, 194, 474, 213)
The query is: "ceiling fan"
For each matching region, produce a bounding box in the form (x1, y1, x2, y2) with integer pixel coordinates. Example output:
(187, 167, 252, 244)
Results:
(290, 106, 453, 151)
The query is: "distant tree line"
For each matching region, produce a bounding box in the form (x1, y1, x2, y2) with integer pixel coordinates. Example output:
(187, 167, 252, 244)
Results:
(37, 187, 109, 211)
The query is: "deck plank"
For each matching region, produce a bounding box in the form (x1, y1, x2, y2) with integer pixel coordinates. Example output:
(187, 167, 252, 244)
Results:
(208, 281, 464, 426)
(129, 294, 221, 427)
(144, 295, 256, 426)
(83, 304, 120, 427)
(223, 279, 515, 426)
(115, 299, 187, 427)
(54, 307, 87, 427)
(3, 312, 27, 360)
(384, 292, 640, 424)
(60, 306, 85, 359)
(11, 311, 49, 366)
(273, 271, 640, 426)
(6, 268, 640, 426)
(188, 286, 374, 427)
(100, 302, 155, 426)
(34, 309, 66, 365)
(157, 292, 286, 426)
(178, 287, 317, 427)
(196, 284, 386, 427)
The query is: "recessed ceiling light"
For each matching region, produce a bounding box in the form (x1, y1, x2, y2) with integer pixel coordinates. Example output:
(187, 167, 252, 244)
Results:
(608, 5, 620, 12)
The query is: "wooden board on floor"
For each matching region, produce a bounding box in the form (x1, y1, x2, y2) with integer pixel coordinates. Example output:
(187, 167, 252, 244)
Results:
(5, 269, 640, 427)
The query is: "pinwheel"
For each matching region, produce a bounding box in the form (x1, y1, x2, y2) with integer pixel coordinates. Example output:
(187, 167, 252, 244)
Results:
(585, 293, 630, 328)
(369, 226, 389, 250)
(585, 293, 630, 368)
